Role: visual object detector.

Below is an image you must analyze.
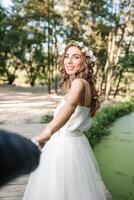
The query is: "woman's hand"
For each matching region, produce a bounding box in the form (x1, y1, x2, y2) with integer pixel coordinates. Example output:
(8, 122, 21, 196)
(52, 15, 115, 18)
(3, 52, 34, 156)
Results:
(32, 126, 52, 148)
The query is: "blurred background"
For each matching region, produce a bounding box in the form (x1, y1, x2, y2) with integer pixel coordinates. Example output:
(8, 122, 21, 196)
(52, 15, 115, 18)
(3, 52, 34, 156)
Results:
(0, 0, 133, 100)
(0, 1, 134, 200)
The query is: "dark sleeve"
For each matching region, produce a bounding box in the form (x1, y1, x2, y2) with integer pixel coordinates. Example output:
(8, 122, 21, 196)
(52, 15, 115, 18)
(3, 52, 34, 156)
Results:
(0, 129, 41, 186)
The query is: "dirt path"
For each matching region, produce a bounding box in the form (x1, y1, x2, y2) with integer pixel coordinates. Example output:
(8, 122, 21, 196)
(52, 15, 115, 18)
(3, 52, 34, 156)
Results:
(0, 85, 62, 124)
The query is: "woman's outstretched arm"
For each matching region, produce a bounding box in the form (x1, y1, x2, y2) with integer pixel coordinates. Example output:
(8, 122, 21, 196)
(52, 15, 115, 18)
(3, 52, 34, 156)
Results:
(34, 79, 85, 146)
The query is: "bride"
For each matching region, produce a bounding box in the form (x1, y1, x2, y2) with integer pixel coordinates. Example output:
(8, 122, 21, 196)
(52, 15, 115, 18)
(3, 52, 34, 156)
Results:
(22, 40, 112, 200)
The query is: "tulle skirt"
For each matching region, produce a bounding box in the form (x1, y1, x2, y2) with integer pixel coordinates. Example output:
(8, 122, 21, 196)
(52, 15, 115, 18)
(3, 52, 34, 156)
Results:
(22, 131, 112, 200)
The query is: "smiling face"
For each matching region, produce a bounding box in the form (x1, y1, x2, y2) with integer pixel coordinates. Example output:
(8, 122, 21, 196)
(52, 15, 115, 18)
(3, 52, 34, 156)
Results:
(63, 46, 84, 75)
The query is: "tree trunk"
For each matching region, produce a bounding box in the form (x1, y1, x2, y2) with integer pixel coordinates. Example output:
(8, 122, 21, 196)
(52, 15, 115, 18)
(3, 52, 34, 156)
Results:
(47, 1, 51, 94)
(114, 69, 123, 98)
(53, 18, 59, 94)
(105, 69, 113, 100)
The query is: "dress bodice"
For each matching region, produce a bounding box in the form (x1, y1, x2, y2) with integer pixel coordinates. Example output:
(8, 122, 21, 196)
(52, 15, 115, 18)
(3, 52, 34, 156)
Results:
(54, 98, 92, 133)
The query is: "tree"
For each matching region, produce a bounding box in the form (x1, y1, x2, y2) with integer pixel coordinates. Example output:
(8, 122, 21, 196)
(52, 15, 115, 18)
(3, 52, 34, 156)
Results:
(100, 0, 134, 99)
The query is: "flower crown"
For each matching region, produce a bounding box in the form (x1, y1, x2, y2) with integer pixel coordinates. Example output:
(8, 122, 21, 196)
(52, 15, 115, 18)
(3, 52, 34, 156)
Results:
(67, 40, 96, 62)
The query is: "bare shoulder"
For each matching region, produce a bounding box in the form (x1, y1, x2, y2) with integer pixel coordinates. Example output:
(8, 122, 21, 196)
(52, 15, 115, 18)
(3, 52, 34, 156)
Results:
(71, 78, 85, 91)
(65, 79, 85, 106)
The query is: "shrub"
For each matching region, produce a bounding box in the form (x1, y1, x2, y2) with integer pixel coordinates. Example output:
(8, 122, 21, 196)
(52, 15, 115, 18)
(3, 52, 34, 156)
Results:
(40, 114, 53, 123)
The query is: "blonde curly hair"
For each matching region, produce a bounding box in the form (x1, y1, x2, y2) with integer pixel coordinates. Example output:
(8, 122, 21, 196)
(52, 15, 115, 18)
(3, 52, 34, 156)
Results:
(58, 42, 100, 117)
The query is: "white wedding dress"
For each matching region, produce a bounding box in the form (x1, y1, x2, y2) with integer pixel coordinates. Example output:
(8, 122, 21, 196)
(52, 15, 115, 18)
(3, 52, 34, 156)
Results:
(22, 98, 112, 200)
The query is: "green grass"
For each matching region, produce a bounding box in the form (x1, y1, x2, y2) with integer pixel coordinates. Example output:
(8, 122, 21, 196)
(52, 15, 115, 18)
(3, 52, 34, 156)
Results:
(85, 99, 134, 147)
(40, 114, 53, 123)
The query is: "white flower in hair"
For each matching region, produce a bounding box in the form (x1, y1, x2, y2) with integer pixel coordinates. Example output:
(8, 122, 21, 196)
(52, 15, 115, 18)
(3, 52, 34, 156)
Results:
(90, 55, 96, 62)
(77, 42, 83, 48)
(86, 50, 96, 61)
(86, 50, 93, 57)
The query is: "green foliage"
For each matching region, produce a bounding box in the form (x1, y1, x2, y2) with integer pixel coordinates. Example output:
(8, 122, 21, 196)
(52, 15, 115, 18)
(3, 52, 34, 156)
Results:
(85, 99, 134, 147)
(0, 0, 133, 96)
(118, 52, 134, 70)
(40, 114, 53, 123)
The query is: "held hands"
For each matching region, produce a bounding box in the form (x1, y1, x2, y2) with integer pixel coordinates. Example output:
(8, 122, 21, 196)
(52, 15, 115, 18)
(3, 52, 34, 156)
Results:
(32, 126, 52, 148)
